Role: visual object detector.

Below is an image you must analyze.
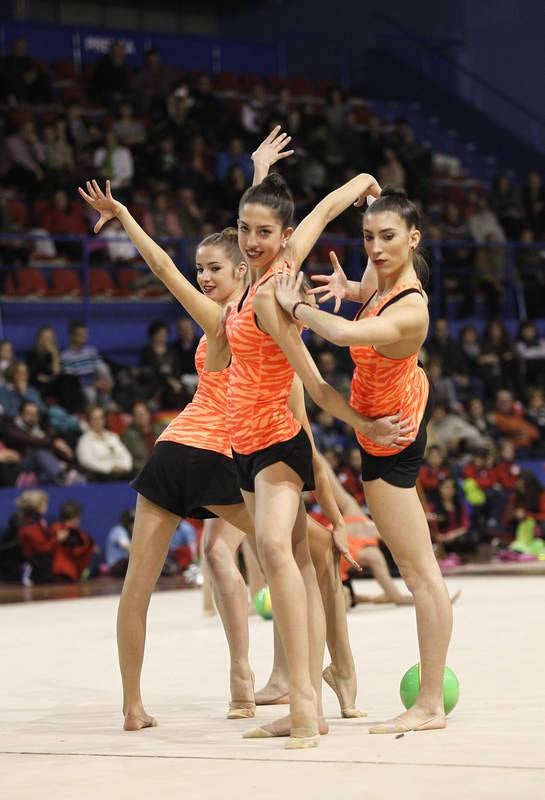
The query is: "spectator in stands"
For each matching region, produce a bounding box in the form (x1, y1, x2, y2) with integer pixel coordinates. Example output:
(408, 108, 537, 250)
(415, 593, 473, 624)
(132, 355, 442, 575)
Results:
(526, 388, 545, 453)
(191, 75, 224, 141)
(493, 438, 521, 494)
(455, 326, 482, 394)
(361, 115, 386, 174)
(49, 501, 97, 582)
(98, 218, 138, 263)
(515, 227, 545, 319)
(439, 202, 472, 267)
(466, 396, 493, 441)
(241, 83, 268, 135)
(76, 405, 132, 480)
(93, 130, 134, 192)
(15, 489, 54, 584)
(148, 136, 183, 189)
(389, 118, 432, 195)
(160, 85, 198, 153)
(40, 189, 87, 260)
(0, 340, 15, 384)
(337, 447, 365, 505)
(139, 319, 187, 409)
(491, 175, 524, 239)
(427, 401, 487, 455)
(64, 102, 98, 154)
(478, 320, 519, 398)
(215, 136, 253, 183)
(317, 350, 351, 397)
(132, 49, 174, 117)
(490, 389, 540, 454)
(425, 318, 458, 375)
(112, 102, 147, 148)
(0, 361, 44, 417)
(419, 445, 454, 506)
(427, 358, 458, 410)
(90, 40, 130, 107)
(0, 190, 31, 269)
(42, 120, 76, 188)
(122, 400, 163, 475)
(522, 171, 545, 238)
(106, 509, 134, 576)
(431, 477, 476, 562)
(219, 165, 247, 221)
(377, 146, 405, 189)
(27, 325, 61, 390)
(1, 400, 75, 485)
(173, 187, 204, 238)
(1, 38, 52, 105)
(323, 86, 347, 130)
(0, 120, 46, 194)
(142, 192, 182, 242)
(61, 320, 112, 406)
(515, 321, 545, 390)
(467, 194, 506, 244)
(172, 317, 199, 376)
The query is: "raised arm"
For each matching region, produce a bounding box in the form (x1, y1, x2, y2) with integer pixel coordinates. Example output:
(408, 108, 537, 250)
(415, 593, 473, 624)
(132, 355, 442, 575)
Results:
(251, 126, 294, 186)
(78, 180, 221, 336)
(286, 173, 381, 269)
(309, 252, 378, 312)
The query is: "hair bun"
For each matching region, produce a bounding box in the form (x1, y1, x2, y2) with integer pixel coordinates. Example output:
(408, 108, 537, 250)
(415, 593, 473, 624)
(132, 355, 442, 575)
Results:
(380, 185, 408, 200)
(262, 172, 290, 194)
(221, 226, 238, 240)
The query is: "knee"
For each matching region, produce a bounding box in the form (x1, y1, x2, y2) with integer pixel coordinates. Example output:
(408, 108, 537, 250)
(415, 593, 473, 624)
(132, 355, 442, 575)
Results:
(258, 537, 291, 573)
(203, 536, 225, 572)
(396, 558, 443, 594)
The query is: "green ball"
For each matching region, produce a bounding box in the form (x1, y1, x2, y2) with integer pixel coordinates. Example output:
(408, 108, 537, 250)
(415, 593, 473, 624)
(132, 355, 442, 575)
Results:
(400, 663, 460, 715)
(254, 587, 273, 620)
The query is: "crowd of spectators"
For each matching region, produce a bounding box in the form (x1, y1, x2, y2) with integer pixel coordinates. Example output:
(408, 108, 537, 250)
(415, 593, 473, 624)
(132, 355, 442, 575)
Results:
(0, 37, 544, 309)
(1, 38, 544, 576)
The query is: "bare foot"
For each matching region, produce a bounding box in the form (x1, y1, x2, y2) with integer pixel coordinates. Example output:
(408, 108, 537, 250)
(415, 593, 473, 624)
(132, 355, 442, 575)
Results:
(243, 713, 328, 738)
(323, 664, 366, 718)
(369, 705, 446, 735)
(228, 668, 256, 719)
(123, 709, 157, 731)
(255, 681, 290, 705)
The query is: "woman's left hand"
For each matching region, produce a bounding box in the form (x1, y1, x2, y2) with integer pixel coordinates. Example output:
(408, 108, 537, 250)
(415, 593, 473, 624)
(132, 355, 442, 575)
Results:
(331, 519, 362, 572)
(274, 266, 305, 315)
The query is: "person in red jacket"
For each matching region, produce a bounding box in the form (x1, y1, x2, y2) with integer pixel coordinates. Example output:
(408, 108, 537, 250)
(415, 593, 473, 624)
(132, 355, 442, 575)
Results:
(419, 444, 454, 505)
(16, 489, 55, 584)
(49, 500, 97, 582)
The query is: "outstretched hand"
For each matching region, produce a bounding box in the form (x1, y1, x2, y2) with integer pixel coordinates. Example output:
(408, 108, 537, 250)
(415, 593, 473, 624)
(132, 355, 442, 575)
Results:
(308, 250, 347, 313)
(252, 126, 294, 168)
(274, 265, 305, 316)
(78, 179, 123, 234)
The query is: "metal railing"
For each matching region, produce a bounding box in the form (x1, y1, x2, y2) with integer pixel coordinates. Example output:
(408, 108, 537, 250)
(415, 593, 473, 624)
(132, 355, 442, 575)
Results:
(1, 233, 544, 322)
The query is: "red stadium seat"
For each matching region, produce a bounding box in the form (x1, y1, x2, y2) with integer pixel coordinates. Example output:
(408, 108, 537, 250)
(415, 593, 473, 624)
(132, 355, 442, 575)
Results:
(107, 412, 132, 437)
(5, 198, 29, 227)
(5, 268, 48, 297)
(116, 267, 140, 296)
(48, 268, 83, 297)
(89, 268, 116, 297)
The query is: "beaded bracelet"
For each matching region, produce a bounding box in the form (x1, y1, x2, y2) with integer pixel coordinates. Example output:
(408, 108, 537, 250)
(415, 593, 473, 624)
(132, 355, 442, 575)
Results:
(292, 300, 311, 319)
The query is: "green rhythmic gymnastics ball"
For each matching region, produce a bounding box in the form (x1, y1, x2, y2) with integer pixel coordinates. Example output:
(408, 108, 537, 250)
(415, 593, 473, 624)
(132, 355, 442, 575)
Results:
(254, 587, 273, 620)
(400, 663, 460, 715)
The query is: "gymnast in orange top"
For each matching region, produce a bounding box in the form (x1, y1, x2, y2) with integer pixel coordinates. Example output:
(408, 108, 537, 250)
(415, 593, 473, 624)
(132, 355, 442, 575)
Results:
(224, 164, 420, 748)
(274, 186, 455, 736)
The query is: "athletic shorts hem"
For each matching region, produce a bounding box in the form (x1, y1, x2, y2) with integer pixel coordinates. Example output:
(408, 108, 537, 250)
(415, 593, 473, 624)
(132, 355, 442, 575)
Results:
(232, 428, 315, 493)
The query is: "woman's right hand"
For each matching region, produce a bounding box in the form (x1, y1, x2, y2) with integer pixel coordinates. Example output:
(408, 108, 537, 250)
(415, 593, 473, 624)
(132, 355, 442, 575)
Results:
(364, 413, 417, 449)
(78, 179, 124, 234)
(251, 125, 294, 169)
(308, 250, 348, 313)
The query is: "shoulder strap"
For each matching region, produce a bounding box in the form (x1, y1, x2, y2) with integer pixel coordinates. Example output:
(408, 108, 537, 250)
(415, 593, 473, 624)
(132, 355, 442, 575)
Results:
(237, 285, 250, 312)
(377, 287, 423, 316)
(355, 290, 377, 320)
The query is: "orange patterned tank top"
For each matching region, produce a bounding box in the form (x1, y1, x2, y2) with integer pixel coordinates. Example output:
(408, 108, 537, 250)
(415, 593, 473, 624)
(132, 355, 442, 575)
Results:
(225, 266, 301, 455)
(350, 281, 429, 456)
(156, 336, 231, 457)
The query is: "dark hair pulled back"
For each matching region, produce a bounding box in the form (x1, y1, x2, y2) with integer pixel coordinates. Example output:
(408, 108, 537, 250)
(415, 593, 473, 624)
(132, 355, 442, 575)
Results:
(239, 173, 294, 228)
(364, 185, 429, 287)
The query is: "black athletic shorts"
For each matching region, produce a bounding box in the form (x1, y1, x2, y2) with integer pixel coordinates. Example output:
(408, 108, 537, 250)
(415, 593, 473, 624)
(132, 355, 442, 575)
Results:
(232, 427, 315, 493)
(131, 441, 243, 519)
(359, 382, 433, 489)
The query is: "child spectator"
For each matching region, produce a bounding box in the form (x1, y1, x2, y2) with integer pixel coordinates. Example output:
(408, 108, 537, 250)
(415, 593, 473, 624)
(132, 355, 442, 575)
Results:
(16, 490, 54, 584)
(106, 509, 134, 576)
(515, 321, 545, 390)
(419, 445, 454, 505)
(507, 471, 545, 557)
(48, 501, 97, 582)
(0, 361, 44, 417)
(490, 389, 539, 454)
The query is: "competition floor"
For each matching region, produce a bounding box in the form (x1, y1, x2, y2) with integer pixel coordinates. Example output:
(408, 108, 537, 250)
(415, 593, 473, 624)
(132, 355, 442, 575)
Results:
(2, 575, 544, 800)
